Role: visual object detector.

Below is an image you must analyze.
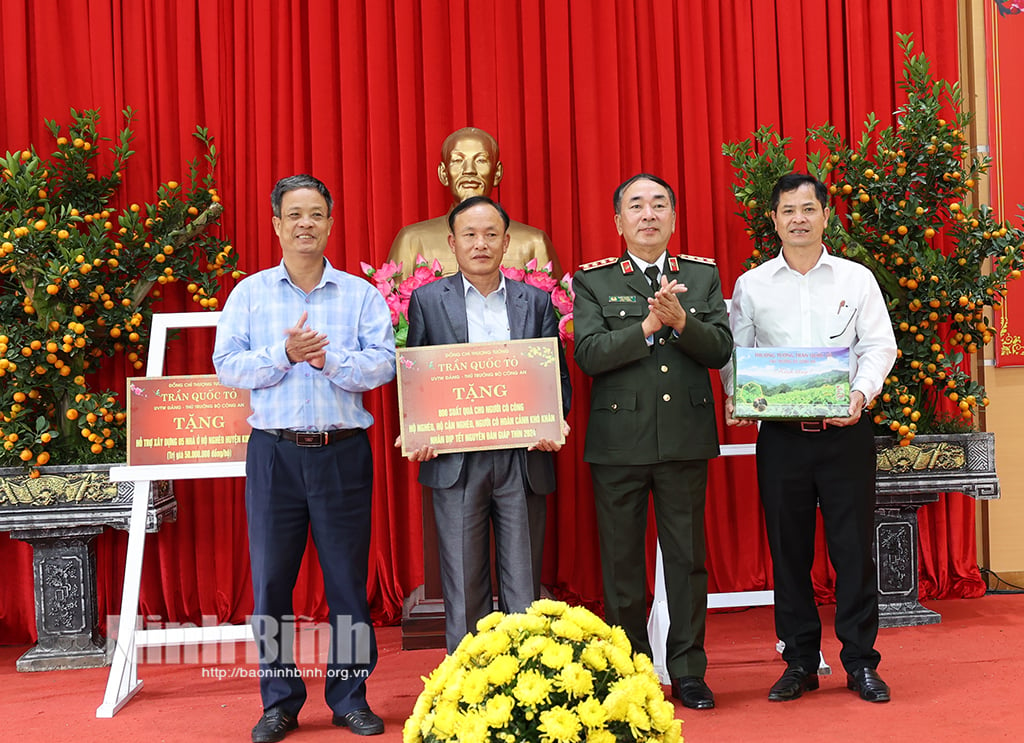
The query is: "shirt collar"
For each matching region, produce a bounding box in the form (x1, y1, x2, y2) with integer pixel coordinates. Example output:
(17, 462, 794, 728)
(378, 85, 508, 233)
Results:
(461, 272, 507, 299)
(626, 250, 666, 275)
(273, 257, 341, 290)
(767, 245, 834, 277)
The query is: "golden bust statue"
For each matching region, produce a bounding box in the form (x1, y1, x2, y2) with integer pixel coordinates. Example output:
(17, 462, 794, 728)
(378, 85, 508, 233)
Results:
(387, 127, 562, 279)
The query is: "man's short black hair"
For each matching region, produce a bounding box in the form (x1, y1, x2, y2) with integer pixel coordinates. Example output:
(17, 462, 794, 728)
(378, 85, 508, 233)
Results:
(447, 195, 511, 233)
(613, 173, 677, 213)
(770, 173, 828, 212)
(271, 174, 333, 217)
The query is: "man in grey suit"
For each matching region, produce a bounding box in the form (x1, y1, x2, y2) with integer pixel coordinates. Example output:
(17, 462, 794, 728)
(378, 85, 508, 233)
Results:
(401, 195, 572, 653)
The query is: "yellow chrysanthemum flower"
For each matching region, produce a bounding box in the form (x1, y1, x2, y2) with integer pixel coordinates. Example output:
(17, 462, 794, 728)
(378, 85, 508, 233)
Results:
(626, 702, 652, 736)
(455, 710, 489, 743)
(485, 653, 520, 686)
(555, 662, 595, 698)
(550, 617, 585, 641)
(517, 634, 550, 660)
(529, 598, 567, 617)
(540, 640, 574, 669)
(440, 666, 467, 701)
(633, 651, 655, 676)
(648, 697, 677, 731)
(431, 699, 459, 737)
(585, 729, 617, 743)
(604, 644, 635, 676)
(512, 668, 552, 707)
(538, 705, 582, 743)
(476, 610, 504, 633)
(601, 686, 630, 720)
(575, 697, 608, 728)
(402, 714, 422, 742)
(580, 642, 608, 672)
(609, 625, 632, 654)
(564, 605, 612, 638)
(662, 719, 684, 743)
(498, 611, 548, 636)
(460, 667, 490, 705)
(482, 693, 515, 728)
(422, 655, 457, 695)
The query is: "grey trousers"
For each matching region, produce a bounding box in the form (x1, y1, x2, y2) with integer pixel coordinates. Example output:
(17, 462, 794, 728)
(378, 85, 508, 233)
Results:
(432, 449, 535, 653)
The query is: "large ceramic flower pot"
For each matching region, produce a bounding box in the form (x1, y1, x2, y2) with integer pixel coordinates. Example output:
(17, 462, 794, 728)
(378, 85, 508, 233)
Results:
(0, 464, 175, 671)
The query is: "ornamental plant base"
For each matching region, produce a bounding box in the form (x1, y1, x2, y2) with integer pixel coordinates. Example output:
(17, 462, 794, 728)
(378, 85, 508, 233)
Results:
(873, 432, 998, 629)
(0, 464, 175, 671)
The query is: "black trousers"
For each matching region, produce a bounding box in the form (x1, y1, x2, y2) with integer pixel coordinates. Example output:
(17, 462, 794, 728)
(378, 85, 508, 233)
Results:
(245, 428, 377, 716)
(756, 417, 881, 675)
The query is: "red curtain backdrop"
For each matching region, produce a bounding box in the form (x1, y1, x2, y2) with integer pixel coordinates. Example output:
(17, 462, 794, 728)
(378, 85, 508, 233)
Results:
(0, 0, 984, 645)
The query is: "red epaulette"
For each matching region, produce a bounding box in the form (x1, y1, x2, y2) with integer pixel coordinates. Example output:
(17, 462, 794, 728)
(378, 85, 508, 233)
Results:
(578, 256, 620, 271)
(675, 253, 716, 266)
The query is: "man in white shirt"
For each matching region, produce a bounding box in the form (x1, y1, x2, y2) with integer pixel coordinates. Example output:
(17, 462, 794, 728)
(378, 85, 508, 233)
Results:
(722, 173, 897, 704)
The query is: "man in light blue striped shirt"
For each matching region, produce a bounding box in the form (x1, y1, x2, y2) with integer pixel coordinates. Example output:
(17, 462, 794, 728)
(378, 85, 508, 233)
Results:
(214, 174, 395, 742)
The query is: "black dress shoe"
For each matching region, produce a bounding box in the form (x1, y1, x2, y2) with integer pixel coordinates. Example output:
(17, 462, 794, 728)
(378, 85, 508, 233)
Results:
(847, 667, 891, 702)
(333, 707, 385, 735)
(768, 665, 819, 702)
(670, 676, 715, 709)
(251, 708, 298, 743)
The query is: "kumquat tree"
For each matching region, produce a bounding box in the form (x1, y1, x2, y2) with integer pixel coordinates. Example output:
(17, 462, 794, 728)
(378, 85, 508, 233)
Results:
(722, 33, 1024, 446)
(0, 107, 239, 474)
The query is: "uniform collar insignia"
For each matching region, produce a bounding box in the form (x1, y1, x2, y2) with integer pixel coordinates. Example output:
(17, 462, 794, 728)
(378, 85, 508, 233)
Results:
(621, 259, 634, 275)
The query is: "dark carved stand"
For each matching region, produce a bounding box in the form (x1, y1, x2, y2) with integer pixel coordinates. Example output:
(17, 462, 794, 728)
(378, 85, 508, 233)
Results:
(873, 433, 999, 629)
(0, 465, 176, 671)
(7, 525, 107, 670)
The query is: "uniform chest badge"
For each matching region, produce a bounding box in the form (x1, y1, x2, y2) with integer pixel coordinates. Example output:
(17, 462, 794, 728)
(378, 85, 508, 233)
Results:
(608, 296, 637, 303)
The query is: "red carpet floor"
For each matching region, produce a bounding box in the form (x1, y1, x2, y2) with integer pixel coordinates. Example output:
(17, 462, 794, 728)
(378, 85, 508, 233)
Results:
(4, 594, 1023, 742)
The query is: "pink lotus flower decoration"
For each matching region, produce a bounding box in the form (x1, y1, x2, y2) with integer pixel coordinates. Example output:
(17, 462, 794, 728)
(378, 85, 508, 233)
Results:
(362, 255, 575, 346)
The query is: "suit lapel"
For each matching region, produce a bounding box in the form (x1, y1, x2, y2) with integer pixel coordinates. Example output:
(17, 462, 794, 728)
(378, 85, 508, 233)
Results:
(506, 280, 530, 340)
(440, 275, 469, 343)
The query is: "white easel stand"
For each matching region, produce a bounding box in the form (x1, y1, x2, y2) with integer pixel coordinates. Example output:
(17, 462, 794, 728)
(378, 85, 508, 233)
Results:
(96, 312, 254, 717)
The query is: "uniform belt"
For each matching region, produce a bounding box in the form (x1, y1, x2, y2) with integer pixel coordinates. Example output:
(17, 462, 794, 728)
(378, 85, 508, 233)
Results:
(776, 420, 829, 433)
(267, 428, 362, 446)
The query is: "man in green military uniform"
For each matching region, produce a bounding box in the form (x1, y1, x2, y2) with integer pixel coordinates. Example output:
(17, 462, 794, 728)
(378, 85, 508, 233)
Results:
(573, 173, 733, 710)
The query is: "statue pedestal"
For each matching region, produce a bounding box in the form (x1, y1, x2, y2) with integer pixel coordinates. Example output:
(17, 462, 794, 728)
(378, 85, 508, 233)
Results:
(401, 486, 447, 650)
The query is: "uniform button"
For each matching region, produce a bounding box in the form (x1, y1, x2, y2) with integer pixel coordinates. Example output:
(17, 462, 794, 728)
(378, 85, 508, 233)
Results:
(619, 309, 626, 317)
(658, 338, 666, 345)
(660, 365, 669, 373)
(689, 307, 697, 314)
(662, 393, 671, 402)
(611, 403, 618, 410)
